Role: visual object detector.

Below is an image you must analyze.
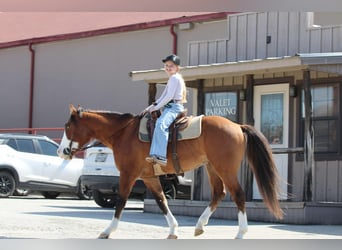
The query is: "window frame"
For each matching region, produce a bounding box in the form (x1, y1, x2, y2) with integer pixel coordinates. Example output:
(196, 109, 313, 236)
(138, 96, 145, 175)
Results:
(297, 77, 342, 161)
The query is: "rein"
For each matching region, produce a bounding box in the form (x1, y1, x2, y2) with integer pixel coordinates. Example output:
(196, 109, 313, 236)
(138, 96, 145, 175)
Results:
(65, 114, 141, 158)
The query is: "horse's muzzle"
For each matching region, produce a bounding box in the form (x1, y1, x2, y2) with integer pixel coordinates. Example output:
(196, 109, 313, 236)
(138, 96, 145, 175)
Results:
(57, 148, 72, 160)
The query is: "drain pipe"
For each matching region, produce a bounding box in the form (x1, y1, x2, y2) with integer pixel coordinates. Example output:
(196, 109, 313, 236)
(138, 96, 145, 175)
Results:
(170, 24, 177, 55)
(28, 43, 35, 130)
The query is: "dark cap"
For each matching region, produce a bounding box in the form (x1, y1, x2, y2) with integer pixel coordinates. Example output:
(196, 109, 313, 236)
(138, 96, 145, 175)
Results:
(162, 54, 180, 65)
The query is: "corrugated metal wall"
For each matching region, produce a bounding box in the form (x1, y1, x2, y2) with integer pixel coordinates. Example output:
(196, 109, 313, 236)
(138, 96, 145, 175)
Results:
(188, 12, 342, 66)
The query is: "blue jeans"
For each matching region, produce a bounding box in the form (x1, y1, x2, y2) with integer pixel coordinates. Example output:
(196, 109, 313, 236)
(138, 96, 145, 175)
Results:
(149, 103, 184, 160)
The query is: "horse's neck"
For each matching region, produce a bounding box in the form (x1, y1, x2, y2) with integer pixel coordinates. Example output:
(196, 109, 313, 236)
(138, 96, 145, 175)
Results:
(84, 112, 137, 145)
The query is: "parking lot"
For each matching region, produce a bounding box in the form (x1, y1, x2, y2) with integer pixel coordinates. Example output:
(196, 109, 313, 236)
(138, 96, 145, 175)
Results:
(1, 194, 342, 240)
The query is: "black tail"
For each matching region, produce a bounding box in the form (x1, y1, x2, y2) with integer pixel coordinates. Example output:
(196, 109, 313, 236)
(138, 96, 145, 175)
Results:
(241, 124, 284, 219)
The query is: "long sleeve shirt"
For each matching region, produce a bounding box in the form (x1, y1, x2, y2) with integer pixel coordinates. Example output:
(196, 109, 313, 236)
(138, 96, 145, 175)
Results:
(152, 73, 186, 111)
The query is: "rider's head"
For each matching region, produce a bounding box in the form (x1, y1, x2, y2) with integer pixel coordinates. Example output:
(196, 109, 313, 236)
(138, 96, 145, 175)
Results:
(162, 54, 180, 76)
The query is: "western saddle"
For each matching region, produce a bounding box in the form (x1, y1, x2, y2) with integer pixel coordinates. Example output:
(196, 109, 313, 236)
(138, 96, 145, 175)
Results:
(147, 110, 190, 174)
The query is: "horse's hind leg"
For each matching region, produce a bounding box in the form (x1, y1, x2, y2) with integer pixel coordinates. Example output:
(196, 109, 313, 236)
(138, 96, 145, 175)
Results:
(195, 164, 226, 236)
(143, 176, 179, 239)
(222, 174, 248, 239)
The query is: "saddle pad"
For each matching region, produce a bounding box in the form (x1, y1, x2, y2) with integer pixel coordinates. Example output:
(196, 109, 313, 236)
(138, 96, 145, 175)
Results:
(139, 114, 204, 142)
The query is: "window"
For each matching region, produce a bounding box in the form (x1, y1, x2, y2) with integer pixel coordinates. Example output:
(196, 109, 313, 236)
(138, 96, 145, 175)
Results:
(300, 83, 340, 156)
(16, 139, 36, 154)
(6, 139, 18, 150)
(38, 140, 58, 156)
(261, 93, 284, 144)
(204, 92, 238, 122)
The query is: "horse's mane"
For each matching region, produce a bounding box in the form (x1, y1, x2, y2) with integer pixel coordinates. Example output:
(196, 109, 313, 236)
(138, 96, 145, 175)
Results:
(82, 109, 136, 120)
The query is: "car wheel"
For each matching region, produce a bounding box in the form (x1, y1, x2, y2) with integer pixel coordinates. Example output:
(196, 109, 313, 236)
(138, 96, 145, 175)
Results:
(42, 191, 60, 199)
(13, 188, 31, 196)
(93, 190, 117, 208)
(0, 171, 16, 198)
(162, 180, 176, 200)
(77, 181, 93, 200)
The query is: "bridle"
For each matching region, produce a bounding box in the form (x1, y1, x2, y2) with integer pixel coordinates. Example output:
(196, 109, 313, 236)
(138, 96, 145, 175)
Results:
(62, 120, 103, 158)
(63, 112, 142, 158)
(63, 138, 102, 158)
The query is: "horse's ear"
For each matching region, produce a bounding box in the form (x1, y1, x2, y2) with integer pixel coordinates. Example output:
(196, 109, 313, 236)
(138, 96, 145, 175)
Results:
(69, 104, 76, 114)
(77, 105, 83, 118)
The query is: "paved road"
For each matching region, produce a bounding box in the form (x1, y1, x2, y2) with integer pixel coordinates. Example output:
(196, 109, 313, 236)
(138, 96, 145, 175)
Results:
(1, 195, 342, 239)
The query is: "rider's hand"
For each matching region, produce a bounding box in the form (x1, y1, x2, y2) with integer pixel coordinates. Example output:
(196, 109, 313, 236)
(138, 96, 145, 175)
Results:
(139, 109, 148, 117)
(139, 104, 154, 117)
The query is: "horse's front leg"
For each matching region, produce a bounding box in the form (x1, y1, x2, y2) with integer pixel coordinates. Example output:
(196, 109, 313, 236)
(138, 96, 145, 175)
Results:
(98, 173, 134, 239)
(143, 177, 179, 239)
(98, 194, 126, 239)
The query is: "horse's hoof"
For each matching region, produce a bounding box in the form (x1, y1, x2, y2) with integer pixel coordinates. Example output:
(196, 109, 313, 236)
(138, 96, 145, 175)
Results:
(194, 228, 204, 236)
(167, 234, 178, 239)
(234, 229, 247, 239)
(98, 232, 109, 239)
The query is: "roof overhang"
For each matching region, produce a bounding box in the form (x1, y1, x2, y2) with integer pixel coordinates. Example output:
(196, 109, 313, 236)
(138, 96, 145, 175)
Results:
(130, 53, 342, 84)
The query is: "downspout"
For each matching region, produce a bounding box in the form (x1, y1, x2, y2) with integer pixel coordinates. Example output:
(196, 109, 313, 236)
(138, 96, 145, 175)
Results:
(170, 24, 177, 55)
(28, 43, 35, 130)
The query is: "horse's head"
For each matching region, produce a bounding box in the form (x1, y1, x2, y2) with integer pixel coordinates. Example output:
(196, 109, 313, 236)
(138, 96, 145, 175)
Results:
(57, 104, 93, 160)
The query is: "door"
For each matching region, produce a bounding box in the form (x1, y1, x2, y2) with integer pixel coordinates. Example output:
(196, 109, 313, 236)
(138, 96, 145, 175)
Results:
(253, 84, 289, 200)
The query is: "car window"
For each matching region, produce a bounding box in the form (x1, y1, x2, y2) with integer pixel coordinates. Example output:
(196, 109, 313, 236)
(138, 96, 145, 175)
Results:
(16, 139, 36, 153)
(38, 140, 58, 156)
(6, 139, 18, 150)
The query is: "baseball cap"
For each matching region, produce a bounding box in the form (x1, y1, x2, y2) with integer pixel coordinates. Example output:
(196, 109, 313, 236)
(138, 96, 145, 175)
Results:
(162, 54, 180, 65)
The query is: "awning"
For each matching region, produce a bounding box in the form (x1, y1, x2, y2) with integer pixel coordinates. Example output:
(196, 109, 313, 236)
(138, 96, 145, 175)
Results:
(130, 52, 342, 84)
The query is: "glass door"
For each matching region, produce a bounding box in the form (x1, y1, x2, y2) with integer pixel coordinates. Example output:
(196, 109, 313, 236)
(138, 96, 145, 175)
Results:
(253, 84, 289, 200)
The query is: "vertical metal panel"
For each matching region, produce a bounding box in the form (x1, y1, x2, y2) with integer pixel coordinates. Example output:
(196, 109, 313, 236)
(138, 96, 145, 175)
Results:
(217, 40, 227, 63)
(291, 161, 304, 201)
(208, 41, 217, 64)
(188, 42, 199, 65)
(309, 28, 322, 52)
(237, 14, 247, 61)
(315, 161, 327, 201)
(332, 26, 342, 51)
(199, 42, 208, 65)
(326, 161, 339, 201)
(299, 12, 310, 53)
(288, 12, 300, 56)
(266, 12, 279, 57)
(246, 13, 257, 60)
(227, 15, 238, 61)
(256, 12, 268, 59)
(278, 12, 290, 56)
(321, 27, 333, 52)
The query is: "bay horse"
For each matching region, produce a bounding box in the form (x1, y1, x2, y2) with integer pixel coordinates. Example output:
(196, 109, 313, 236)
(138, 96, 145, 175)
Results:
(57, 104, 283, 239)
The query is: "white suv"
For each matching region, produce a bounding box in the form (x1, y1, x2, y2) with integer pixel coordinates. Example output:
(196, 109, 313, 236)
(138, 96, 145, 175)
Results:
(0, 133, 91, 199)
(81, 144, 192, 208)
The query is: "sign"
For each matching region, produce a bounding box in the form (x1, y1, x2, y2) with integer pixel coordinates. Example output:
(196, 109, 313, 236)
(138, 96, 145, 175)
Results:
(204, 92, 238, 121)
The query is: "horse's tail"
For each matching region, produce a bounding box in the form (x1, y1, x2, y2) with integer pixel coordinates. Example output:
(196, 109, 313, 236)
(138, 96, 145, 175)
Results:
(240, 124, 284, 219)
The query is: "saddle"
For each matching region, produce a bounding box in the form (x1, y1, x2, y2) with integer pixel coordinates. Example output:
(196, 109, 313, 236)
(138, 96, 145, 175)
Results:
(147, 109, 190, 175)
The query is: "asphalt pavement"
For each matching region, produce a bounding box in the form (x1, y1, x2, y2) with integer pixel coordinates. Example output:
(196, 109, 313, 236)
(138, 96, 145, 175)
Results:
(1, 195, 342, 240)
